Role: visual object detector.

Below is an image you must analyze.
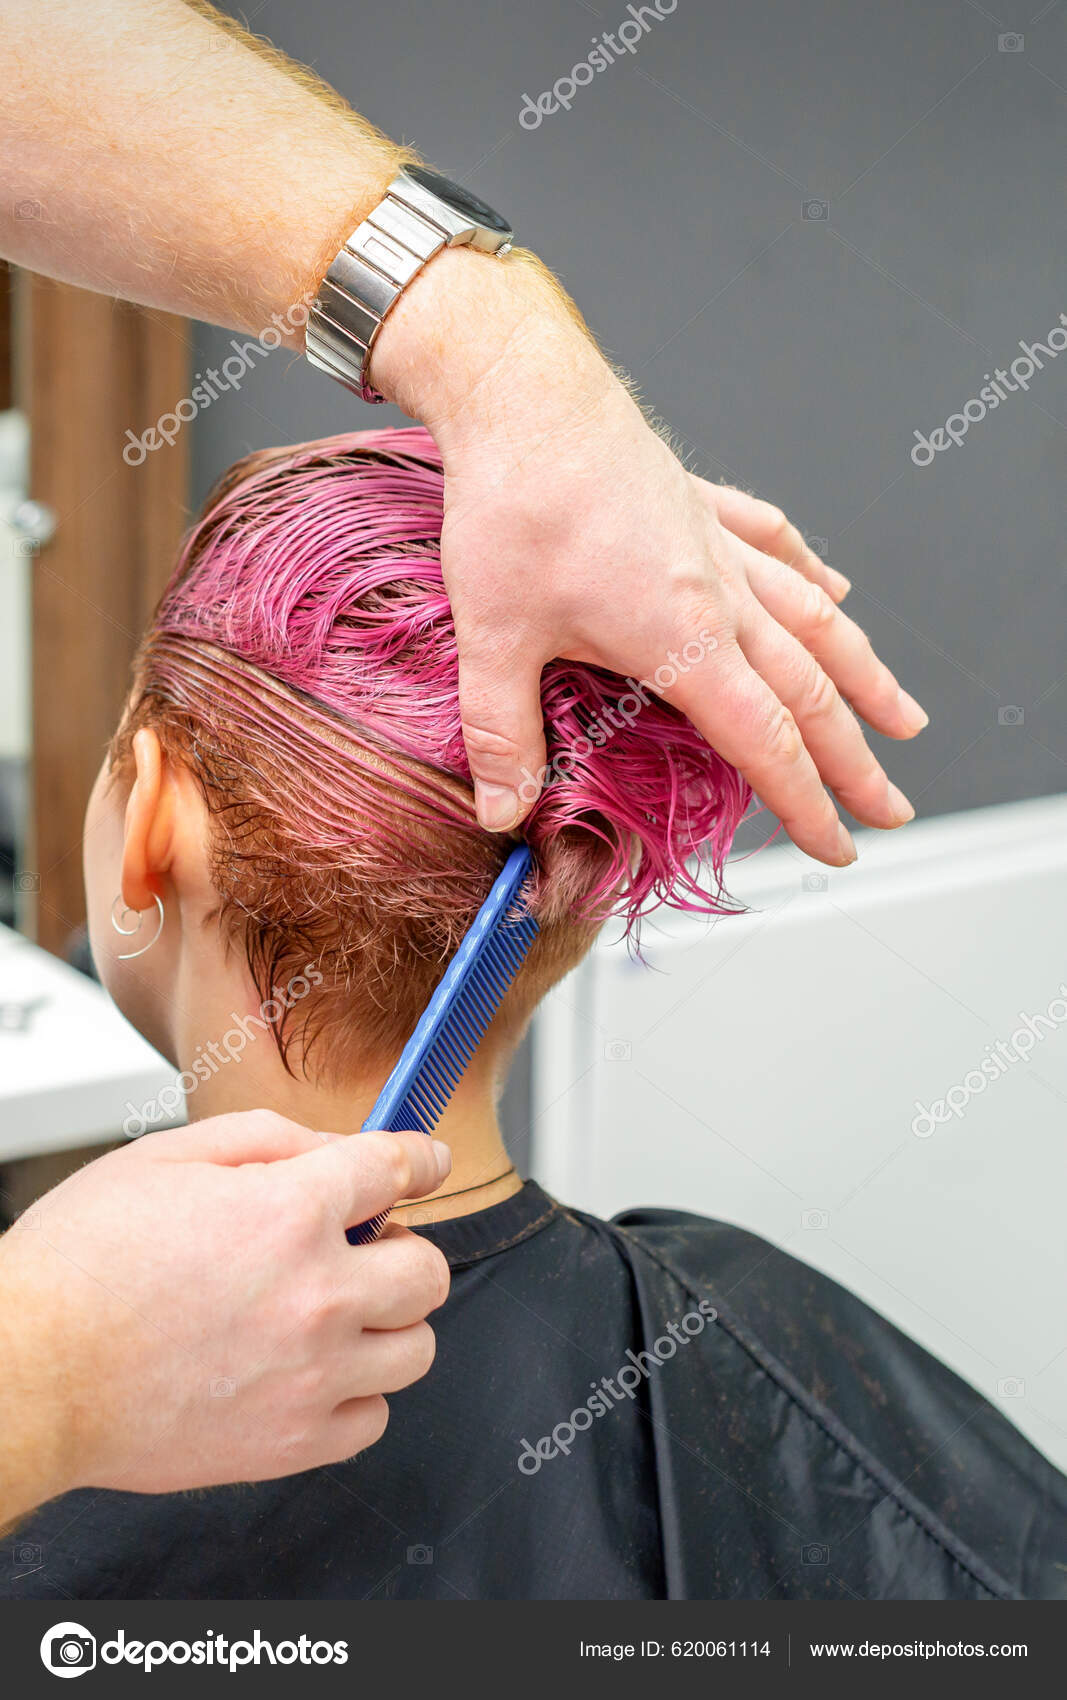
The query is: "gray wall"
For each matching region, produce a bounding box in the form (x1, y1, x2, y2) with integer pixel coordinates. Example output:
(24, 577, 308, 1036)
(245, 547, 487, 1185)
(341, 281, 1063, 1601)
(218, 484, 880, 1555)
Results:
(194, 0, 1067, 826)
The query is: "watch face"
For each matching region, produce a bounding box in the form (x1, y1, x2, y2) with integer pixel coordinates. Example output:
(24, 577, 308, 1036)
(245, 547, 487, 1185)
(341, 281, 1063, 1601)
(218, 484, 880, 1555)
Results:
(403, 165, 512, 235)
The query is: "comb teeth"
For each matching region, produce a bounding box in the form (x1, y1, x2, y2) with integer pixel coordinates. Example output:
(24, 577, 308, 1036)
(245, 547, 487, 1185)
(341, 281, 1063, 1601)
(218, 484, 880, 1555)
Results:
(347, 1208, 390, 1246)
(346, 849, 539, 1246)
(377, 910, 539, 1132)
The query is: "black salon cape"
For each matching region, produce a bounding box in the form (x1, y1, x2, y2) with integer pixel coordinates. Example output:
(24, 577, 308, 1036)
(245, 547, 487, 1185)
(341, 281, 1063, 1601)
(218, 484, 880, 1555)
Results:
(6, 1183, 1066, 1601)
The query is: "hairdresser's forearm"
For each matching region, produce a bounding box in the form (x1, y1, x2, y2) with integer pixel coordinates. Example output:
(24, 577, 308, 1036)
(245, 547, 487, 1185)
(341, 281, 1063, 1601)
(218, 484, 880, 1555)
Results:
(0, 0, 588, 389)
(0, 0, 408, 338)
(0, 1288, 76, 1529)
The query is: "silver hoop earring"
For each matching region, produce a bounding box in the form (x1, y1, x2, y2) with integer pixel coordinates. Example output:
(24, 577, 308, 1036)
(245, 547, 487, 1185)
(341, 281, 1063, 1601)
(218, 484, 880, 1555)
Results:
(111, 893, 165, 960)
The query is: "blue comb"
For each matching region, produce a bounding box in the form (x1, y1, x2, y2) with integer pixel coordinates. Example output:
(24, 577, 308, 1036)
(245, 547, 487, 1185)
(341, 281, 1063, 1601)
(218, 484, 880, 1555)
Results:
(347, 844, 538, 1244)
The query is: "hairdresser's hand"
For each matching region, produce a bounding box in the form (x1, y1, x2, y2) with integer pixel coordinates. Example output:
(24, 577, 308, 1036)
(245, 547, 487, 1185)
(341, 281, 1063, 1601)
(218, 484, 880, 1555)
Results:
(2, 2, 924, 865)
(0, 1113, 450, 1524)
(376, 251, 927, 865)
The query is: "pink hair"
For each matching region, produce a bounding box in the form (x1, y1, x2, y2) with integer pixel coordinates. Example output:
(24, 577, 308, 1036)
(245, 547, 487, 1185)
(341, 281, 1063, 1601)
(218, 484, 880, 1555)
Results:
(145, 426, 750, 939)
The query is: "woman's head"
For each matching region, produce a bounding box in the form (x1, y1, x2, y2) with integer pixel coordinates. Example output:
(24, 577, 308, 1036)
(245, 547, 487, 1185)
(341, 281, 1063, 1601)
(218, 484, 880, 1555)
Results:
(85, 427, 750, 1088)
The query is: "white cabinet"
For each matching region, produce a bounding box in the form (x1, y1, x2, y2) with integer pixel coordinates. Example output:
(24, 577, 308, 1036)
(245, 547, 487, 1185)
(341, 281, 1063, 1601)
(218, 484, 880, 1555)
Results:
(531, 794, 1067, 1470)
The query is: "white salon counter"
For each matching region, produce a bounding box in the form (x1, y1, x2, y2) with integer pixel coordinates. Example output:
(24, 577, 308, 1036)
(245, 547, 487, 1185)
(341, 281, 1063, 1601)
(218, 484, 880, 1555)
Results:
(0, 924, 177, 1163)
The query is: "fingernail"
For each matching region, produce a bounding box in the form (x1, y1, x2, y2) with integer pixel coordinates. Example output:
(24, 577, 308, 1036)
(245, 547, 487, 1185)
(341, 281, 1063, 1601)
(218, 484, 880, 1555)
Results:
(837, 822, 857, 864)
(430, 1140, 453, 1183)
(826, 566, 852, 599)
(886, 782, 915, 824)
(897, 688, 929, 733)
(475, 782, 522, 833)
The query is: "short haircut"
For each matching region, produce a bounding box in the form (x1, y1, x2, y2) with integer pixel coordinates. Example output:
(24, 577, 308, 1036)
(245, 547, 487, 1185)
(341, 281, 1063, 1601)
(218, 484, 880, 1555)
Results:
(112, 427, 750, 1079)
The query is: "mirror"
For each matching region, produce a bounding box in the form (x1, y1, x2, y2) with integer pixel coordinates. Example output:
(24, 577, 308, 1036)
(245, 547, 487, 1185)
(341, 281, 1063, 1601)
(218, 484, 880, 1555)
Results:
(0, 265, 57, 933)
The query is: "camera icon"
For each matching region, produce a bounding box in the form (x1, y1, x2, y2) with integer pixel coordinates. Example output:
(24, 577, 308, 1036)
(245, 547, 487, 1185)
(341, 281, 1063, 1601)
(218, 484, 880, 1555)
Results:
(807, 537, 829, 557)
(14, 537, 40, 556)
(802, 872, 828, 893)
(403, 1208, 438, 1228)
(998, 32, 1024, 51)
(14, 871, 40, 893)
(14, 1542, 42, 1566)
(997, 1377, 1025, 1398)
(604, 1039, 632, 1061)
(15, 199, 41, 220)
(802, 1542, 830, 1565)
(40, 1622, 97, 1677)
(407, 1544, 434, 1565)
(997, 705, 1024, 726)
(802, 199, 829, 220)
(802, 1208, 829, 1231)
(210, 1376, 237, 1397)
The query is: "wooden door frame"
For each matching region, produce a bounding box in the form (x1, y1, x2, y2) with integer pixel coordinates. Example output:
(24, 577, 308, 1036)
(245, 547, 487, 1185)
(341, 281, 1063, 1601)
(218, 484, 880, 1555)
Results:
(0, 261, 11, 413)
(15, 275, 190, 956)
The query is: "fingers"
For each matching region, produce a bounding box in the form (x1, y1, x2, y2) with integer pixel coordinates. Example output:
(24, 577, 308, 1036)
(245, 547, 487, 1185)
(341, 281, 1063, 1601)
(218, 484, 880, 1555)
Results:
(283, 1131, 452, 1233)
(325, 1394, 391, 1463)
(339, 1319, 438, 1398)
(708, 484, 852, 602)
(355, 1226, 451, 1329)
(151, 1109, 328, 1167)
(733, 601, 915, 830)
(742, 551, 929, 740)
(271, 1396, 391, 1476)
(454, 637, 549, 832)
(670, 642, 856, 865)
(265, 1396, 395, 1479)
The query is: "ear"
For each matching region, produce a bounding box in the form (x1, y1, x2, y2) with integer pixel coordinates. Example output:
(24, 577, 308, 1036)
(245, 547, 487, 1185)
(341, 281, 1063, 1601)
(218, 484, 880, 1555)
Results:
(120, 729, 176, 911)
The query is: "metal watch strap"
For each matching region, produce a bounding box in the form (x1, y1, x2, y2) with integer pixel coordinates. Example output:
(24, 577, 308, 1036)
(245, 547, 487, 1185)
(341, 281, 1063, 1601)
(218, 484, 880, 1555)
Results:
(306, 185, 453, 404)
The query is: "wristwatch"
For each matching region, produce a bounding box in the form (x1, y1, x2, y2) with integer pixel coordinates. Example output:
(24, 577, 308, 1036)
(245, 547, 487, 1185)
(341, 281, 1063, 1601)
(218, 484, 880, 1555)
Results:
(305, 165, 514, 403)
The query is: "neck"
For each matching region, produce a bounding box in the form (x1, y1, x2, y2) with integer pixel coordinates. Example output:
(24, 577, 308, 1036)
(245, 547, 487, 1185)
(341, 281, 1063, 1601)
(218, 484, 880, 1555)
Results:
(179, 1031, 520, 1224)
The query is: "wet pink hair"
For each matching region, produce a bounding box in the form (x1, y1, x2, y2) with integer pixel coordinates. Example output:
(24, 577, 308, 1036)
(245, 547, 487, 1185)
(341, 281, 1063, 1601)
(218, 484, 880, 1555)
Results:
(115, 427, 750, 1071)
